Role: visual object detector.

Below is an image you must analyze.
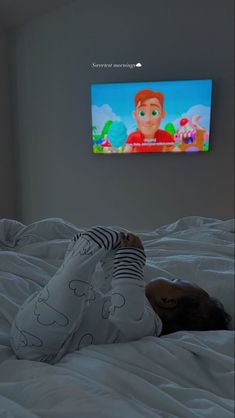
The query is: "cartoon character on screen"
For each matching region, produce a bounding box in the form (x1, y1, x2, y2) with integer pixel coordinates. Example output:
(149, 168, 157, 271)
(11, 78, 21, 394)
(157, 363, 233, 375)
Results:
(124, 89, 175, 153)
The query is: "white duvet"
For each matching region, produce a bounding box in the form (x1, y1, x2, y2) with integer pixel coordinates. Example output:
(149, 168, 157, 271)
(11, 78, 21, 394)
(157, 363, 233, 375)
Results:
(0, 216, 234, 418)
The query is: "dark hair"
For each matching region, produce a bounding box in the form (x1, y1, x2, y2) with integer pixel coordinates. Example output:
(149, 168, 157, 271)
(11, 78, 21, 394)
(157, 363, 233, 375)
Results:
(161, 296, 232, 336)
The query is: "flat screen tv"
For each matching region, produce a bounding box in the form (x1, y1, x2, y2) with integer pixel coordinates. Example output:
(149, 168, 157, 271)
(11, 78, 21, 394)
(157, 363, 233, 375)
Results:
(91, 79, 212, 154)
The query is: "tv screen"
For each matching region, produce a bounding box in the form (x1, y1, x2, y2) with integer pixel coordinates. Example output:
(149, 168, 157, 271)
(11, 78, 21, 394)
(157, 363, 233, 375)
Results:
(91, 79, 212, 154)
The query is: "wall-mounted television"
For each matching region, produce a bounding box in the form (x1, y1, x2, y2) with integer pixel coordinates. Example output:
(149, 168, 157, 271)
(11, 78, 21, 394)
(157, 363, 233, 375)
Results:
(91, 79, 212, 154)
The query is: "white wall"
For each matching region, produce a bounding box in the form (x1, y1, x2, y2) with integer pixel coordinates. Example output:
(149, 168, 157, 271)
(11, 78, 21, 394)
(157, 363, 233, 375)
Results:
(10, 0, 234, 229)
(0, 25, 16, 219)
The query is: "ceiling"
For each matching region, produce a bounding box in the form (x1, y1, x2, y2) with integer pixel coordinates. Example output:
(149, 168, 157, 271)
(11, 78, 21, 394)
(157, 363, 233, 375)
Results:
(0, 0, 74, 28)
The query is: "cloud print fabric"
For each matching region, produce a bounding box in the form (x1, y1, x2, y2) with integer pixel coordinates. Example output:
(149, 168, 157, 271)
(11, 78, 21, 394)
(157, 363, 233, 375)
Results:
(10, 227, 162, 364)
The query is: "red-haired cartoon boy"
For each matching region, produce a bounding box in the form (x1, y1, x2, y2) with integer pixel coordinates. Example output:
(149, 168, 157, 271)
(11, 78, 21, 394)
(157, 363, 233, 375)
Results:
(124, 89, 175, 152)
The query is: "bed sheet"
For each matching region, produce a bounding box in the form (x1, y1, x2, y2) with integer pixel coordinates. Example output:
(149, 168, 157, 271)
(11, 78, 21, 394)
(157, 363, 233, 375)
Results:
(0, 216, 234, 418)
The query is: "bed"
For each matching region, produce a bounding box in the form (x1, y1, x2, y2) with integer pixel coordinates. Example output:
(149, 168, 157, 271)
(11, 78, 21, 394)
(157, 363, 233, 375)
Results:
(0, 216, 234, 418)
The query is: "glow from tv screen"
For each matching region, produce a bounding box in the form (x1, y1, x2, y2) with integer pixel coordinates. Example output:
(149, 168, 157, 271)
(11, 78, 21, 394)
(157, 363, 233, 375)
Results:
(91, 79, 212, 154)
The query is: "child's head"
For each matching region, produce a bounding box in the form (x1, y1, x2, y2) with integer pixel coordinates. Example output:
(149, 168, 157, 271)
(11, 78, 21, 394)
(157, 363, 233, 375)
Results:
(145, 277, 231, 335)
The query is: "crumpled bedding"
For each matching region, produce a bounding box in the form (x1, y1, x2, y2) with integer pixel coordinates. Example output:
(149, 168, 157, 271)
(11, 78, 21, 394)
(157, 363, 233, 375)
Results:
(0, 216, 234, 418)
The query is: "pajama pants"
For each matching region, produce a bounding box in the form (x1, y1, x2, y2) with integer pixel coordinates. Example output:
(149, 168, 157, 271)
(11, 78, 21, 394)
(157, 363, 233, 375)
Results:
(10, 227, 119, 364)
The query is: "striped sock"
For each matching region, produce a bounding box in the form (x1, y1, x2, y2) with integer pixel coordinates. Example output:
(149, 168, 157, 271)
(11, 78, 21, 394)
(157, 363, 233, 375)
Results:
(113, 247, 146, 281)
(82, 226, 120, 251)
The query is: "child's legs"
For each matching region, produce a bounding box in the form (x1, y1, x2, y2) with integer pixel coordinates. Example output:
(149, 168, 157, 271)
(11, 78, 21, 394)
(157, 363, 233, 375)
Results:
(10, 230, 111, 363)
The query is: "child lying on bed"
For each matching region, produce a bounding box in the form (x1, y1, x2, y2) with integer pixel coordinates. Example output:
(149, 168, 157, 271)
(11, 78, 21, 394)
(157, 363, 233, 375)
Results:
(10, 227, 231, 364)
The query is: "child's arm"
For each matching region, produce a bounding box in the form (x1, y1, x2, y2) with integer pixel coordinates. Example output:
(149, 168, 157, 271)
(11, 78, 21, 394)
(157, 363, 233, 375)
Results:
(108, 233, 158, 340)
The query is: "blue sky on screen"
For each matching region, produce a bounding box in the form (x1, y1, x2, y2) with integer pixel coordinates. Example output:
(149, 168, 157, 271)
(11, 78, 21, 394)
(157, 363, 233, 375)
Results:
(91, 79, 212, 135)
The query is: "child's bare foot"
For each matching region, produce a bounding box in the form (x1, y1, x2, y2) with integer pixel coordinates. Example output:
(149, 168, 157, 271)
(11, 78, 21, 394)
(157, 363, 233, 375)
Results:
(119, 232, 144, 250)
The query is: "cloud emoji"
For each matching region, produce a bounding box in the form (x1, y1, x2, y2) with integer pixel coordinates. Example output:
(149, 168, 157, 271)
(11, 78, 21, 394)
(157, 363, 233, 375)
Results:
(136, 62, 142, 67)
